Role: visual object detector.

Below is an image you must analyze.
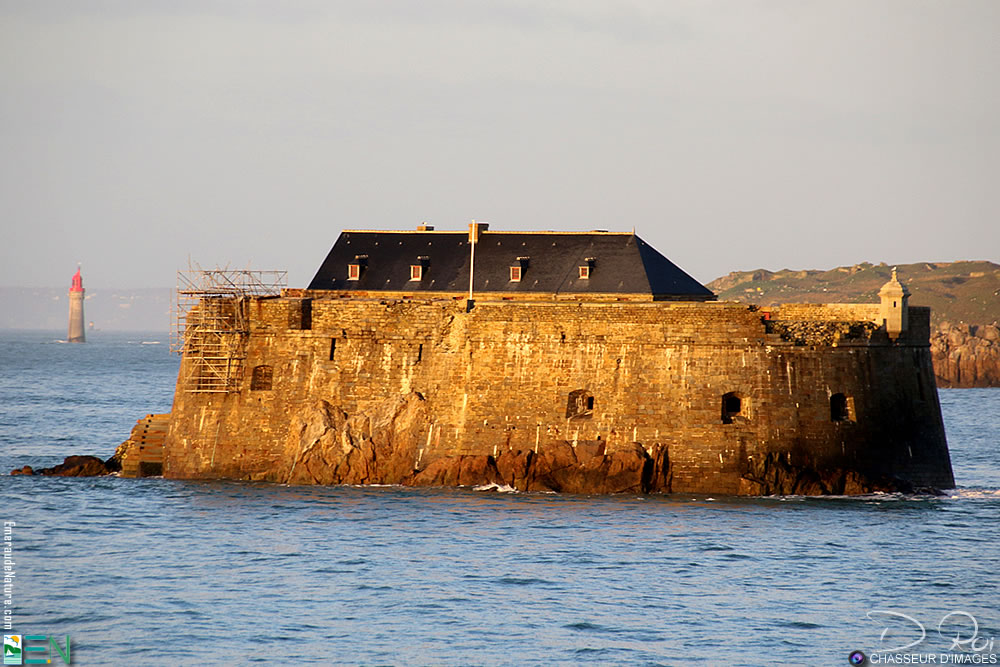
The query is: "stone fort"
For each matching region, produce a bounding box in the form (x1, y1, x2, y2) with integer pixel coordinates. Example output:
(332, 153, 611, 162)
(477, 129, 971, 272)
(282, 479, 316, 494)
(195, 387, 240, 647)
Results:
(141, 223, 954, 495)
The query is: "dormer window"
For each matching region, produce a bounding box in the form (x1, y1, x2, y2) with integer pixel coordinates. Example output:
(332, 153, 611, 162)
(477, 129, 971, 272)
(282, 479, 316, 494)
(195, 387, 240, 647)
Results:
(579, 257, 595, 279)
(348, 255, 368, 281)
(510, 256, 529, 282)
(410, 256, 429, 281)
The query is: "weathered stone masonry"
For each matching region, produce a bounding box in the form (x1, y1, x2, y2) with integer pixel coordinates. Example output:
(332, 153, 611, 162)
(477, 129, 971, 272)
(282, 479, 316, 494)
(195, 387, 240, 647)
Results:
(163, 294, 954, 494)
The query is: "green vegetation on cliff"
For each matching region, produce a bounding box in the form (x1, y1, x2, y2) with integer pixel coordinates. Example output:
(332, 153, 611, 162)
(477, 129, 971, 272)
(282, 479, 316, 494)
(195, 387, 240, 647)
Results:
(707, 261, 1000, 327)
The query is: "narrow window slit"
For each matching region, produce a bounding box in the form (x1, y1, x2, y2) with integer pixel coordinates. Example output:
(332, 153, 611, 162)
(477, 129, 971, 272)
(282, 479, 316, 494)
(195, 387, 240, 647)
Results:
(722, 392, 743, 424)
(830, 393, 852, 422)
(566, 389, 594, 419)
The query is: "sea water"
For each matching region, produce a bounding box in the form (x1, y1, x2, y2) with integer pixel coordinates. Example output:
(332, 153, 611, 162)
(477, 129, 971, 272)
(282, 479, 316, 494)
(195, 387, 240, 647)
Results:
(1, 331, 997, 666)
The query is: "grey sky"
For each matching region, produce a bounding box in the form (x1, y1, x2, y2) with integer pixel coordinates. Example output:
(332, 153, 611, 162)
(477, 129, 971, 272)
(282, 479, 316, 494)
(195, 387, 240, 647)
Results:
(1, 0, 997, 288)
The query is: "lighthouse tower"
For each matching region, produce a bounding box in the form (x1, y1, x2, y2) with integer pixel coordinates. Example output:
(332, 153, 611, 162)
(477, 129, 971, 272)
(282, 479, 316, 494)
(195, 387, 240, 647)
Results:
(68, 266, 86, 343)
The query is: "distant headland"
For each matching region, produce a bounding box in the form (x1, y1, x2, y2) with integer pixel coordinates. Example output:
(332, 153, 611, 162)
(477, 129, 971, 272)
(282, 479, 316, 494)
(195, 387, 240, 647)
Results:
(707, 261, 1000, 388)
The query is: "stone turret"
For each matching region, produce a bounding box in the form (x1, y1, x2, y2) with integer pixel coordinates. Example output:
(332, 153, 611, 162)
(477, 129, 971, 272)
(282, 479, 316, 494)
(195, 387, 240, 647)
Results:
(68, 266, 85, 343)
(879, 268, 910, 340)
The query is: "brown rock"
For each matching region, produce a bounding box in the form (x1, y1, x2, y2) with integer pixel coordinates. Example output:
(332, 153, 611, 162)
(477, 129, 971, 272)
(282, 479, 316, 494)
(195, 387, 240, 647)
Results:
(507, 440, 653, 494)
(410, 455, 501, 487)
(10, 465, 34, 476)
(246, 387, 935, 496)
(280, 392, 431, 486)
(495, 449, 533, 488)
(841, 471, 869, 496)
(738, 451, 924, 496)
(38, 455, 110, 477)
(931, 321, 1000, 387)
(573, 439, 606, 463)
(599, 449, 650, 494)
(647, 444, 671, 493)
(104, 439, 135, 473)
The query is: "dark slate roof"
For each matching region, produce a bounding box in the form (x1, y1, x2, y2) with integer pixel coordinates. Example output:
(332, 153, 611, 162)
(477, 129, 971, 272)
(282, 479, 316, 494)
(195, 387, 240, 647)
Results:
(307, 230, 714, 299)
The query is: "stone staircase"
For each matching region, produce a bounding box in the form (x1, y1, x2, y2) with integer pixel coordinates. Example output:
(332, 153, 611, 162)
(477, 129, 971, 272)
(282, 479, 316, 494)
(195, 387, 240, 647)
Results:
(120, 413, 170, 478)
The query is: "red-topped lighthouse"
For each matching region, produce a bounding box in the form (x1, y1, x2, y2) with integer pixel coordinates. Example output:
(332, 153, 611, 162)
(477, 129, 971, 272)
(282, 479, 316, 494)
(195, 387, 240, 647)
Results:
(68, 266, 86, 342)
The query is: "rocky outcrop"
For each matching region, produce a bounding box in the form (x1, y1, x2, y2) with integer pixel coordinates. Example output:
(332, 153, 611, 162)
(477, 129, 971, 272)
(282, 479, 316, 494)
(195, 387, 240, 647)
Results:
(737, 452, 929, 496)
(931, 322, 1000, 388)
(10, 448, 132, 477)
(266, 392, 671, 493)
(105, 438, 139, 473)
(258, 392, 929, 496)
(411, 440, 667, 494)
(277, 392, 430, 486)
(9, 455, 111, 477)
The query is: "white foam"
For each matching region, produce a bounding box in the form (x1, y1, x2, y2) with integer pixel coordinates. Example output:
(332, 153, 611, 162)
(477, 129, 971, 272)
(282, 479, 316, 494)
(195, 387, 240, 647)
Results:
(473, 482, 518, 494)
(946, 488, 1000, 500)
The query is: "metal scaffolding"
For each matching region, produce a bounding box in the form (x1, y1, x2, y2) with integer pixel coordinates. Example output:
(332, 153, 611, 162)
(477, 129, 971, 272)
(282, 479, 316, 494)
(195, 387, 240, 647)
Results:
(172, 268, 287, 393)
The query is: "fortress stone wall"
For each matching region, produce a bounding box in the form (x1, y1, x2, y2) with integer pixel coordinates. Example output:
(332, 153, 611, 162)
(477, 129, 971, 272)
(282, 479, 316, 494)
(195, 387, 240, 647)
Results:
(161, 294, 954, 495)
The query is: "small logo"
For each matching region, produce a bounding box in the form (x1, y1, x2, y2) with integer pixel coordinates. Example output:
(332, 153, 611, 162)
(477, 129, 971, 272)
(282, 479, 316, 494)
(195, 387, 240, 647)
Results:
(3, 635, 22, 666)
(848, 650, 866, 665)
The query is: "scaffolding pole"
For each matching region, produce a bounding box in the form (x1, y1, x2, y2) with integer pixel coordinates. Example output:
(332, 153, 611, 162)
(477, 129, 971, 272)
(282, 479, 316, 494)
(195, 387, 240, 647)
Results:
(172, 268, 286, 393)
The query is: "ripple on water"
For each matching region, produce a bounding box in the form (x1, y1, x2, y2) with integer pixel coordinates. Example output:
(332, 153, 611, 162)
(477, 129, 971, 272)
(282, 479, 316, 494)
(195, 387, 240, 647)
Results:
(0, 337, 997, 665)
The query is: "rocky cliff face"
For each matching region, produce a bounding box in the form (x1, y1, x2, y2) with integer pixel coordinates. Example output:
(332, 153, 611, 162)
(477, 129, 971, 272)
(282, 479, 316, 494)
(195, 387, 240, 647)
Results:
(244, 392, 921, 495)
(264, 392, 666, 493)
(931, 323, 1000, 388)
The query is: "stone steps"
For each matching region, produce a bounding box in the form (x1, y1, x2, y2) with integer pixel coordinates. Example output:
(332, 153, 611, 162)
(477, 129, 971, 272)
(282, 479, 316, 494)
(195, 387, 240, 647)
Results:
(121, 413, 170, 478)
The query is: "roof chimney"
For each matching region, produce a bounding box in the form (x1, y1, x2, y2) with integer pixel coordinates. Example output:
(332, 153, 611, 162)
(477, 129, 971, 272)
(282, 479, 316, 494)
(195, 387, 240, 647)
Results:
(468, 220, 489, 243)
(416, 223, 435, 231)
